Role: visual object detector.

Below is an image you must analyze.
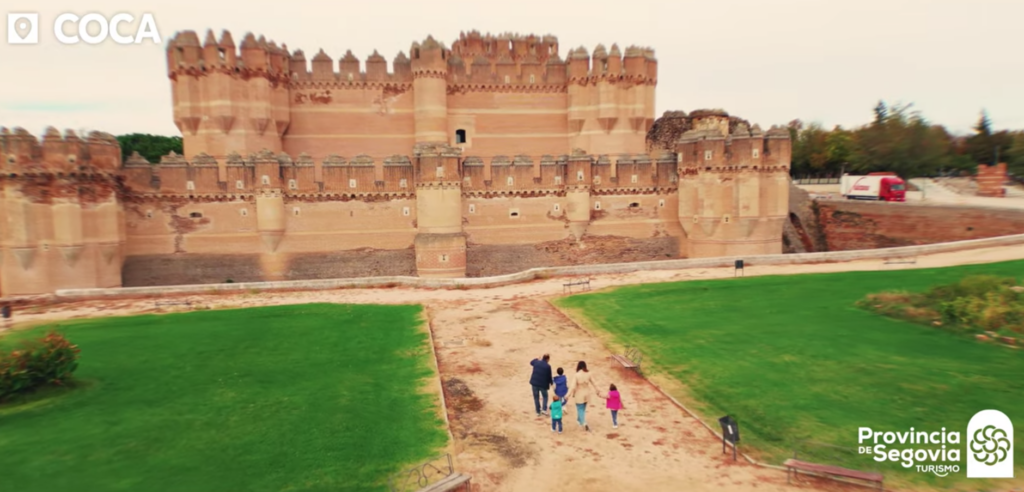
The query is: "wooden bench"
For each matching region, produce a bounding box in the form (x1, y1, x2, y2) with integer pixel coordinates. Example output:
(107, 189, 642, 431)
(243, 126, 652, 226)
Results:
(389, 453, 471, 492)
(563, 277, 591, 294)
(785, 460, 884, 490)
(611, 346, 643, 373)
(785, 442, 883, 491)
(884, 256, 917, 265)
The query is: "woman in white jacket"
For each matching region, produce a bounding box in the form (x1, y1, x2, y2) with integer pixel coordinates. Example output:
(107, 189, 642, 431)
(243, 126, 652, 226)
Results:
(569, 360, 600, 431)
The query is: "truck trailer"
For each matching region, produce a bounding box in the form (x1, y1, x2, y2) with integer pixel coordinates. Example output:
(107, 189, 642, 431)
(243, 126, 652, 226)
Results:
(840, 173, 906, 202)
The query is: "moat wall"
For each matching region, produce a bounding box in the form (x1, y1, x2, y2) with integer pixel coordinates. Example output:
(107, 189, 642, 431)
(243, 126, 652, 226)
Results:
(816, 200, 1024, 251)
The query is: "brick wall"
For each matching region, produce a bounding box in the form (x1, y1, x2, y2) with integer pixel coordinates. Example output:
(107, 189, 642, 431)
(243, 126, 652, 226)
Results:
(465, 235, 679, 277)
(977, 163, 1007, 197)
(123, 249, 416, 287)
(816, 200, 1024, 251)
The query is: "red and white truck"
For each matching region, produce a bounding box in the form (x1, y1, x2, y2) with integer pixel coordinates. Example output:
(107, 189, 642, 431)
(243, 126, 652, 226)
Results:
(840, 173, 907, 202)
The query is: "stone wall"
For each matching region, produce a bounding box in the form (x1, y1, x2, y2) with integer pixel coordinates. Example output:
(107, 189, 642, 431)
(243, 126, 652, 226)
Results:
(466, 235, 679, 277)
(816, 200, 1024, 251)
(123, 249, 416, 287)
(54, 233, 1024, 301)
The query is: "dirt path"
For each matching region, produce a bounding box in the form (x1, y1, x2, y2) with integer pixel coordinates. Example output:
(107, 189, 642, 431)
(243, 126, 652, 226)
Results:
(6, 244, 1024, 491)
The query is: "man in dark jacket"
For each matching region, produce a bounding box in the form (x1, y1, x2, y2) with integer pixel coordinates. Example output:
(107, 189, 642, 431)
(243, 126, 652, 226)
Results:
(529, 354, 553, 416)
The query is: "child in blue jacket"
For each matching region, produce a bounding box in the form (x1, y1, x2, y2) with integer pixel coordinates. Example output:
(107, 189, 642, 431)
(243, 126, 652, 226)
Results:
(553, 367, 569, 405)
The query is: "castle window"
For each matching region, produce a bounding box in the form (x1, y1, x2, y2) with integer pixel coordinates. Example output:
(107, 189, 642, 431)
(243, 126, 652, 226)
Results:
(577, 170, 584, 182)
(145, 210, 153, 219)
(293, 207, 301, 216)
(399, 178, 408, 188)
(236, 180, 244, 190)
(186, 180, 195, 191)
(669, 174, 678, 183)
(509, 209, 520, 218)
(593, 175, 601, 185)
(439, 254, 449, 263)
(218, 48, 225, 62)
(752, 148, 760, 158)
(469, 204, 476, 214)
(631, 174, 638, 184)
(455, 129, 467, 144)
(240, 209, 248, 217)
(723, 214, 731, 223)
(189, 212, 202, 219)
(553, 203, 561, 212)
(288, 179, 297, 190)
(594, 202, 601, 211)
(504, 75, 511, 84)
(349, 178, 357, 188)
(554, 176, 562, 185)
(261, 175, 270, 185)
(629, 202, 640, 208)
(659, 199, 665, 208)
(602, 61, 608, 72)
(436, 166, 444, 179)
(463, 176, 471, 186)
(347, 73, 354, 81)
(529, 74, 535, 84)
(507, 176, 514, 187)
(402, 206, 410, 216)
(704, 150, 713, 161)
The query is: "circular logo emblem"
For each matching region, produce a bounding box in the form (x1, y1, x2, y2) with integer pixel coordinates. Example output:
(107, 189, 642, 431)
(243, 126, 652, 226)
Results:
(970, 425, 1011, 466)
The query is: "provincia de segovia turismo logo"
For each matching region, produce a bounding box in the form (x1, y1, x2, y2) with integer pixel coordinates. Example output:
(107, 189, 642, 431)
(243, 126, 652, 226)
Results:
(857, 409, 1014, 478)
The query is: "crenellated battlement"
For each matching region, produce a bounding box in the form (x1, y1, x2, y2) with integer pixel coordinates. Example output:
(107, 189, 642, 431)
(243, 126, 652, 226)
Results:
(566, 44, 657, 84)
(0, 126, 122, 174)
(676, 121, 791, 173)
(112, 147, 678, 200)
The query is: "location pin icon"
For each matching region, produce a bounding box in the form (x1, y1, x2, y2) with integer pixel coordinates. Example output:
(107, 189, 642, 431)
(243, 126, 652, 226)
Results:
(15, 19, 32, 39)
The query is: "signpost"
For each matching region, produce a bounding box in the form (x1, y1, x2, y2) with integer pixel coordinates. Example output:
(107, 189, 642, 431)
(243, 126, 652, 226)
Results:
(734, 259, 744, 277)
(1, 305, 11, 330)
(718, 415, 740, 461)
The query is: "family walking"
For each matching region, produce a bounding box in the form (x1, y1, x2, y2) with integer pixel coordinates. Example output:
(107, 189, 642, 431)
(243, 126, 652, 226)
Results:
(529, 354, 624, 433)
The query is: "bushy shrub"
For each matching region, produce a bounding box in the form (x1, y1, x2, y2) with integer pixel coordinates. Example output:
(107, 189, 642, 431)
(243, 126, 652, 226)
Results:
(0, 331, 81, 401)
(858, 275, 1024, 336)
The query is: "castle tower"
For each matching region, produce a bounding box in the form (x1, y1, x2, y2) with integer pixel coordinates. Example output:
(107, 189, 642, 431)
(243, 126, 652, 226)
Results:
(0, 127, 125, 296)
(676, 117, 791, 258)
(252, 149, 288, 280)
(567, 45, 656, 155)
(413, 143, 466, 278)
(167, 30, 290, 159)
(565, 150, 593, 239)
(410, 36, 449, 144)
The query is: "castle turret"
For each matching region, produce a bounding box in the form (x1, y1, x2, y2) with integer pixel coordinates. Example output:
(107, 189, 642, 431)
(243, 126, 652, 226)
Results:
(565, 150, 593, 239)
(411, 37, 449, 144)
(0, 128, 124, 296)
(166, 29, 288, 160)
(675, 113, 790, 258)
(413, 143, 465, 277)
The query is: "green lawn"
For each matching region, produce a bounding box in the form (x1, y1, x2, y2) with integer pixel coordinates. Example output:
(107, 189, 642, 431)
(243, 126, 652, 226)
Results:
(0, 304, 447, 492)
(556, 261, 1024, 487)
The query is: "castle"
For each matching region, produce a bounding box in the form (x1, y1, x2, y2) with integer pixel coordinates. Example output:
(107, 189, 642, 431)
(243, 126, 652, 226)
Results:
(0, 29, 791, 297)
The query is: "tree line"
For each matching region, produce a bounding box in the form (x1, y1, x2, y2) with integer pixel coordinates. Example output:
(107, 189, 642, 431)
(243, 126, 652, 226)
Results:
(789, 101, 1024, 179)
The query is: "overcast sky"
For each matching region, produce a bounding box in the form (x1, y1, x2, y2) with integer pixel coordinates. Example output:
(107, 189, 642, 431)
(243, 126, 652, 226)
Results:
(1, 0, 1021, 138)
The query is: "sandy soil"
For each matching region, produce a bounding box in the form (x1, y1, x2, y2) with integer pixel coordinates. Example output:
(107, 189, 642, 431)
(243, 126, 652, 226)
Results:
(6, 244, 1024, 492)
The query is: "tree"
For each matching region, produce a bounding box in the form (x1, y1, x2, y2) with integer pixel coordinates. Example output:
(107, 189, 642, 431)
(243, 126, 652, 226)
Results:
(965, 110, 1013, 166)
(848, 102, 955, 178)
(115, 134, 183, 164)
(1007, 131, 1024, 176)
